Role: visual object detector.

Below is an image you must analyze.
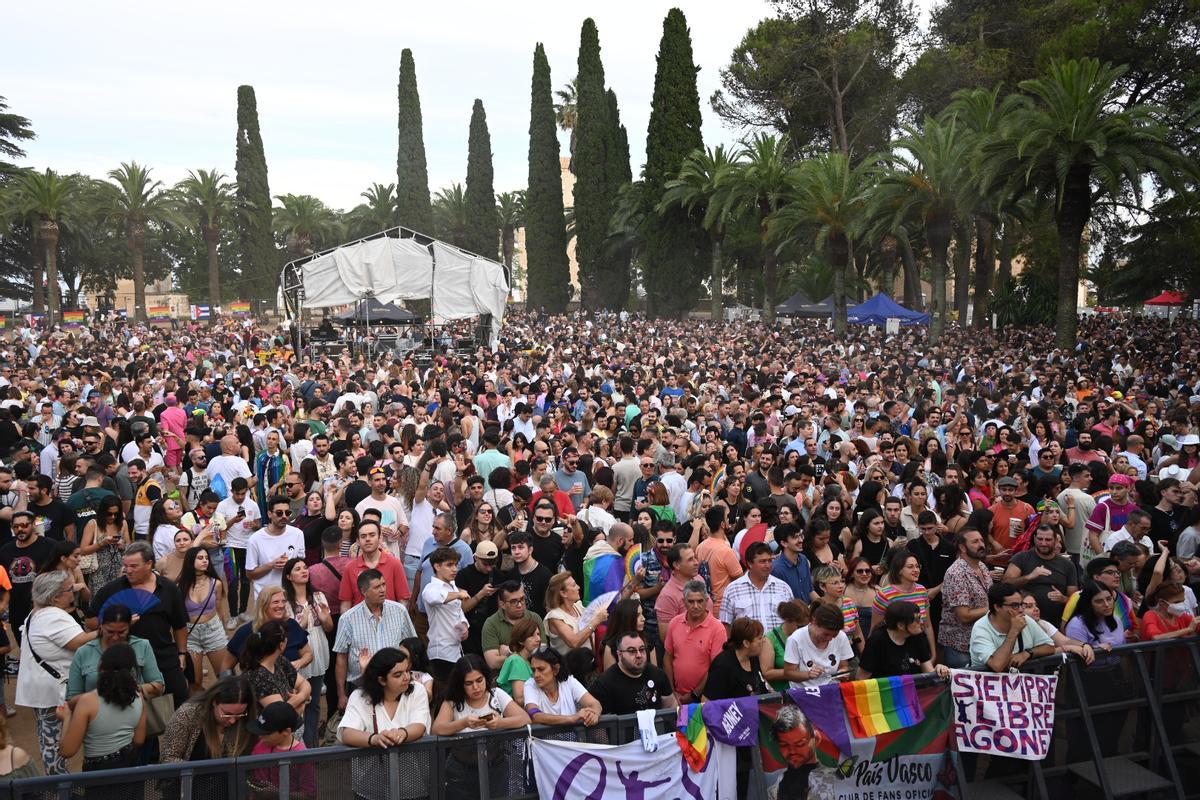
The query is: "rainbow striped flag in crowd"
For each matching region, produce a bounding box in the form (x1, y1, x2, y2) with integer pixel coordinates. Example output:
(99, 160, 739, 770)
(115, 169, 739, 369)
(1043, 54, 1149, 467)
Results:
(229, 300, 251, 315)
(148, 305, 171, 320)
(624, 544, 643, 582)
(63, 310, 86, 325)
(676, 703, 709, 770)
(841, 675, 924, 739)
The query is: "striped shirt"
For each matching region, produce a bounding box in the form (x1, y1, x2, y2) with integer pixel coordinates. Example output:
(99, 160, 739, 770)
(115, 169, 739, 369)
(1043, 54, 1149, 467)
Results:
(872, 583, 930, 626)
(332, 600, 417, 685)
(719, 574, 793, 629)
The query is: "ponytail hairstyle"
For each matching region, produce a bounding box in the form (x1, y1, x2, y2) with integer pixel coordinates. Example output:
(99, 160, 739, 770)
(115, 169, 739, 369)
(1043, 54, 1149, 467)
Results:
(95, 642, 139, 709)
(239, 619, 287, 671)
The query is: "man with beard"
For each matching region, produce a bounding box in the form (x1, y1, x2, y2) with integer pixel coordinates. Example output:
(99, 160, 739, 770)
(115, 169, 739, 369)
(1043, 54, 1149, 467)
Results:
(1004, 524, 1079, 628)
(938, 529, 994, 668)
(590, 631, 677, 715)
(0, 511, 53, 645)
(1066, 429, 1108, 465)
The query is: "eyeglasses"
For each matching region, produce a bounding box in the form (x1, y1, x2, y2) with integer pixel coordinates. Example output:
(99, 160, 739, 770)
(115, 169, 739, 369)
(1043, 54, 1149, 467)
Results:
(854, 568, 872, 574)
(619, 647, 648, 655)
(1100, 568, 1121, 575)
(534, 516, 554, 523)
(1000, 602, 1024, 610)
(503, 597, 526, 605)
(285, 481, 302, 488)
(656, 538, 674, 545)
(272, 509, 289, 516)
(477, 509, 494, 515)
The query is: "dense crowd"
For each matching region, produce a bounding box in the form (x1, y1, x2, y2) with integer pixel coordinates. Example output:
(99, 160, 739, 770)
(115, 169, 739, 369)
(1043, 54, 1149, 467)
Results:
(0, 309, 1196, 798)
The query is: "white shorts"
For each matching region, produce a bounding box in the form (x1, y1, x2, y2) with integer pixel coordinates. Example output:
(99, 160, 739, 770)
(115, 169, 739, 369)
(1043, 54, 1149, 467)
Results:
(186, 614, 229, 654)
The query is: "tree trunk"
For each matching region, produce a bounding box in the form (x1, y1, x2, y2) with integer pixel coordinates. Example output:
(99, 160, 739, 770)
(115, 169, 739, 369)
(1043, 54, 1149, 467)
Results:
(1055, 166, 1093, 349)
(41, 219, 60, 325)
(130, 221, 147, 323)
(926, 216, 953, 344)
(997, 219, 1015, 286)
(879, 236, 898, 298)
(972, 217, 995, 327)
(501, 226, 516, 290)
(30, 225, 45, 315)
(831, 234, 849, 336)
(204, 223, 222, 308)
(710, 236, 724, 322)
(899, 234, 921, 310)
(953, 217, 973, 324)
(762, 245, 778, 323)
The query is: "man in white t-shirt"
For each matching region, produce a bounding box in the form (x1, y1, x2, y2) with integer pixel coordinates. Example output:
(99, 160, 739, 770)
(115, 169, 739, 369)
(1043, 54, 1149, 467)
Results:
(784, 604, 855, 688)
(355, 466, 408, 556)
(207, 435, 254, 498)
(420, 545, 470, 680)
(245, 495, 305, 601)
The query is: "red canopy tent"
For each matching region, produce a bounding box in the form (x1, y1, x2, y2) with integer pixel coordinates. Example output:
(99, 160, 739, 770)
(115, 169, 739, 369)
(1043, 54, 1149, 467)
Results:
(1145, 290, 1188, 306)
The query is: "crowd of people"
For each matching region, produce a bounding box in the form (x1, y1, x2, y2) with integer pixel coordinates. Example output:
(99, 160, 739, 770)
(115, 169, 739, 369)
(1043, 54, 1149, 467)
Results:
(0, 308, 1196, 797)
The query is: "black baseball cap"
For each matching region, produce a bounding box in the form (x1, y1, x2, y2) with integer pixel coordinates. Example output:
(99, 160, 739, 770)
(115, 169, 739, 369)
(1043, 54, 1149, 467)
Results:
(246, 701, 300, 736)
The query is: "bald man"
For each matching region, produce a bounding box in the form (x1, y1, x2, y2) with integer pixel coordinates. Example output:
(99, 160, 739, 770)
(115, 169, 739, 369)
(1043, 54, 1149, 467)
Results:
(206, 435, 255, 498)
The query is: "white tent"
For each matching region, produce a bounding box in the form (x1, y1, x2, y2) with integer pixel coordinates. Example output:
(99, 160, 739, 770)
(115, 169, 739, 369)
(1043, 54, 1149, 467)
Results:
(281, 228, 509, 348)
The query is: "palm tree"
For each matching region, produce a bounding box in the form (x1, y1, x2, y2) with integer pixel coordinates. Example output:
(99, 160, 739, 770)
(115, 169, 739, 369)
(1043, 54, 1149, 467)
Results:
(496, 190, 525, 288)
(273, 194, 341, 258)
(771, 152, 870, 335)
(979, 59, 1193, 347)
(345, 183, 397, 239)
(173, 169, 235, 307)
(432, 184, 470, 249)
(2, 168, 79, 323)
(868, 117, 975, 342)
(101, 162, 180, 322)
(658, 145, 741, 321)
(715, 134, 795, 322)
(554, 80, 578, 172)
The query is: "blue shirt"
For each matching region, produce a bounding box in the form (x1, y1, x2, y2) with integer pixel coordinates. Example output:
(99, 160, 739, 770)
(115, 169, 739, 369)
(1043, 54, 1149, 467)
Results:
(771, 551, 813, 602)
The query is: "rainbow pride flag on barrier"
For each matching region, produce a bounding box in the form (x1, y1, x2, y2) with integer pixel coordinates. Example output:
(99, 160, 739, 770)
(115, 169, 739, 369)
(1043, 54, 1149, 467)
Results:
(148, 305, 171, 320)
(677, 704, 709, 771)
(229, 300, 251, 315)
(63, 310, 86, 325)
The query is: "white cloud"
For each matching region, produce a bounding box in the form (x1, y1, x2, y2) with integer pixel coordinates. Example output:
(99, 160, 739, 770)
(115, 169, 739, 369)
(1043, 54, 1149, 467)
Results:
(4, 0, 783, 209)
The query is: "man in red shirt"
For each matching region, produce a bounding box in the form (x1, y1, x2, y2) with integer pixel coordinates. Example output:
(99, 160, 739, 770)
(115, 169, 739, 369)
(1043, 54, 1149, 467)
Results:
(989, 476, 1034, 550)
(663, 580, 726, 703)
(338, 520, 410, 612)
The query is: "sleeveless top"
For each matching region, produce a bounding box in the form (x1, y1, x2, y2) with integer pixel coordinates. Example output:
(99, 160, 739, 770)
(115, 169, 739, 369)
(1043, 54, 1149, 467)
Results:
(185, 579, 218, 618)
(84, 695, 143, 758)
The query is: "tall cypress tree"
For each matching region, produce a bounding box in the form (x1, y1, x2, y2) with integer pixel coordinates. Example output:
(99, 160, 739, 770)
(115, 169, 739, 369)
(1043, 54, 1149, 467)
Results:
(234, 85, 275, 301)
(643, 8, 706, 318)
(397, 49, 433, 233)
(525, 44, 571, 312)
(573, 18, 613, 309)
(463, 99, 499, 259)
(599, 88, 633, 309)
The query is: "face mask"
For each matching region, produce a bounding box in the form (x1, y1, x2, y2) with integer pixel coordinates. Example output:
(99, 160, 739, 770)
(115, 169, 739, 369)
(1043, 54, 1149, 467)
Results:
(1167, 602, 1189, 616)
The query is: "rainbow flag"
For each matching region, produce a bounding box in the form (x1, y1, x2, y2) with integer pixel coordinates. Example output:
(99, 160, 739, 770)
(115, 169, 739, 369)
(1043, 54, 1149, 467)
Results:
(582, 550, 624, 606)
(841, 676, 924, 739)
(62, 310, 85, 324)
(676, 704, 709, 771)
(624, 544, 643, 582)
(0, 315, 8, 329)
(229, 300, 251, 315)
(148, 305, 171, 319)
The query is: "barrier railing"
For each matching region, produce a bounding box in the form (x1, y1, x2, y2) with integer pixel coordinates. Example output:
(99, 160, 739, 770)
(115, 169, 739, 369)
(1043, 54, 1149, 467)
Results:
(1, 637, 1197, 799)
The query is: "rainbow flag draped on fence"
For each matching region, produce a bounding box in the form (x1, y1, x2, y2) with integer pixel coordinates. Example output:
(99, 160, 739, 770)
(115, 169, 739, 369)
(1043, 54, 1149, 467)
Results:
(676, 703, 710, 771)
(63, 310, 85, 325)
(841, 675, 923, 739)
(148, 305, 171, 320)
(229, 300, 251, 315)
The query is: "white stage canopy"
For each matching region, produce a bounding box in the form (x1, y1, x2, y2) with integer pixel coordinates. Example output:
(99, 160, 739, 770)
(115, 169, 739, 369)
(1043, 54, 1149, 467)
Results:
(285, 230, 509, 348)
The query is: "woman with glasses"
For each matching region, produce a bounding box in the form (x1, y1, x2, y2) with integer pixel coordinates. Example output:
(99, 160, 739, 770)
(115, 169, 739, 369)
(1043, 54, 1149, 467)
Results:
(160, 676, 258, 766)
(464, 502, 505, 549)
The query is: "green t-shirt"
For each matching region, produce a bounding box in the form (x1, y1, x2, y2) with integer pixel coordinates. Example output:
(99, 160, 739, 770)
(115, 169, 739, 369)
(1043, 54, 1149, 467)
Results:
(497, 654, 533, 696)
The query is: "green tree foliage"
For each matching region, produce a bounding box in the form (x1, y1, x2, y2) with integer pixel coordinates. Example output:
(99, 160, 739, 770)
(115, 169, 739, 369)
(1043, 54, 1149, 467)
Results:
(573, 18, 614, 308)
(101, 162, 182, 322)
(0, 96, 34, 175)
(641, 8, 707, 318)
(272, 194, 342, 258)
(496, 190, 525, 289)
(173, 169, 235, 306)
(1, 168, 80, 321)
(525, 43, 571, 312)
(397, 49, 434, 234)
(464, 99, 499, 259)
(432, 184, 469, 249)
(345, 183, 397, 239)
(234, 85, 276, 301)
(600, 89, 634, 310)
(555, 80, 578, 173)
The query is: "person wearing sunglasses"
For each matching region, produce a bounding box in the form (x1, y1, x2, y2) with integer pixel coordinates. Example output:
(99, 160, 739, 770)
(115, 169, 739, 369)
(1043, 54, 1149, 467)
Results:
(244, 496, 306, 603)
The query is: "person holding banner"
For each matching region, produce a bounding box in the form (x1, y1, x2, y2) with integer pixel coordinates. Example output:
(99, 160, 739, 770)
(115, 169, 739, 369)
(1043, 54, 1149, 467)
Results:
(968, 582, 1056, 672)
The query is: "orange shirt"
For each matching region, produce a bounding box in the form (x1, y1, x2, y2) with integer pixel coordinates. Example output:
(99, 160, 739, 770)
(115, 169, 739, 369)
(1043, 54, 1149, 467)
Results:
(989, 500, 1034, 549)
(696, 537, 743, 612)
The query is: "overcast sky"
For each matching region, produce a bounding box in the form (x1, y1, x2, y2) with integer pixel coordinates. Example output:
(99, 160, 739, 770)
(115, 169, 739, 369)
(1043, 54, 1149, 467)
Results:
(3, 0, 796, 212)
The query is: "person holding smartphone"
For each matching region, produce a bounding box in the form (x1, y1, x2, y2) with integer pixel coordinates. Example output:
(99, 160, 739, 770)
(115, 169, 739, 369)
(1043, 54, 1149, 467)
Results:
(217, 477, 262, 625)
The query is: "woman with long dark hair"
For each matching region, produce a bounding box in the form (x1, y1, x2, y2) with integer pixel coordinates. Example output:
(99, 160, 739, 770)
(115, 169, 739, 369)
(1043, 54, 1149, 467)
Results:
(282, 557, 332, 746)
(600, 599, 647, 670)
(239, 619, 311, 715)
(57, 643, 146, 777)
(79, 495, 129, 592)
(178, 547, 228, 694)
(159, 675, 258, 766)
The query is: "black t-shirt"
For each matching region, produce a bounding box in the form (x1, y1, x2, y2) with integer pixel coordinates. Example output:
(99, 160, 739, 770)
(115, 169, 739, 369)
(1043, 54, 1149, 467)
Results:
(528, 529, 565, 574)
(343, 479, 371, 512)
(0, 489, 18, 547)
(906, 535, 957, 590)
(1143, 504, 1196, 553)
(703, 650, 767, 701)
(858, 627, 931, 677)
(590, 663, 673, 715)
(89, 576, 188, 670)
(30, 498, 77, 541)
(0, 536, 56, 629)
(1008, 550, 1077, 627)
(501, 562, 553, 617)
(457, 564, 499, 655)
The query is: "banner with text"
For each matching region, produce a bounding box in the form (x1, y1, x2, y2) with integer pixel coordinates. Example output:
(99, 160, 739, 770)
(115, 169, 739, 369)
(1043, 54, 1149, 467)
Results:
(806, 752, 958, 800)
(950, 670, 1057, 761)
(529, 732, 736, 800)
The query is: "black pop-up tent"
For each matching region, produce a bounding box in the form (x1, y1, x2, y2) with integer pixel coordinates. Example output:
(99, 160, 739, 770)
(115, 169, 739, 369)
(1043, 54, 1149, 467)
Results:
(333, 297, 422, 325)
(776, 292, 853, 318)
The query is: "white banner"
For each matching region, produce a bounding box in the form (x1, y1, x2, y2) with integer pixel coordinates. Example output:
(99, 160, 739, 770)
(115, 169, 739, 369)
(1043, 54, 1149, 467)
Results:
(530, 733, 737, 800)
(950, 669, 1057, 761)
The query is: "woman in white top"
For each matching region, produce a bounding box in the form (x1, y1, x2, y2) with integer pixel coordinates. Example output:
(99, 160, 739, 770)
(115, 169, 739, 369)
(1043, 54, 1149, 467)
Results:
(522, 648, 601, 726)
(338, 647, 431, 800)
(432, 654, 530, 800)
(16, 570, 98, 775)
(543, 571, 605, 655)
(283, 557, 333, 747)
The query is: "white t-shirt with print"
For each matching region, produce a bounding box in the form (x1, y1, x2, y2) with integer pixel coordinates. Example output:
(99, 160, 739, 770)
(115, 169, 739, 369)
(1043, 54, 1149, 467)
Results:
(784, 625, 854, 688)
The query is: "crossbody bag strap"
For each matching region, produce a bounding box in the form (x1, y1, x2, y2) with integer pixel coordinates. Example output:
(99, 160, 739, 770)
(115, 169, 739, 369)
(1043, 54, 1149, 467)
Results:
(25, 612, 64, 681)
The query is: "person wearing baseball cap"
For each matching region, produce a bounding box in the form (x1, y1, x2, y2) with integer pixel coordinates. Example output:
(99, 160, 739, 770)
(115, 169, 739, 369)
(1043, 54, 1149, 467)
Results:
(246, 701, 314, 794)
(989, 476, 1034, 551)
(454, 540, 501, 656)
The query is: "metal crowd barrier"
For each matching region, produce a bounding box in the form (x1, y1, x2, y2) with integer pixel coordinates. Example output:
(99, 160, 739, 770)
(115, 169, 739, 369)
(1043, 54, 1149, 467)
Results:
(1, 638, 1197, 799)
